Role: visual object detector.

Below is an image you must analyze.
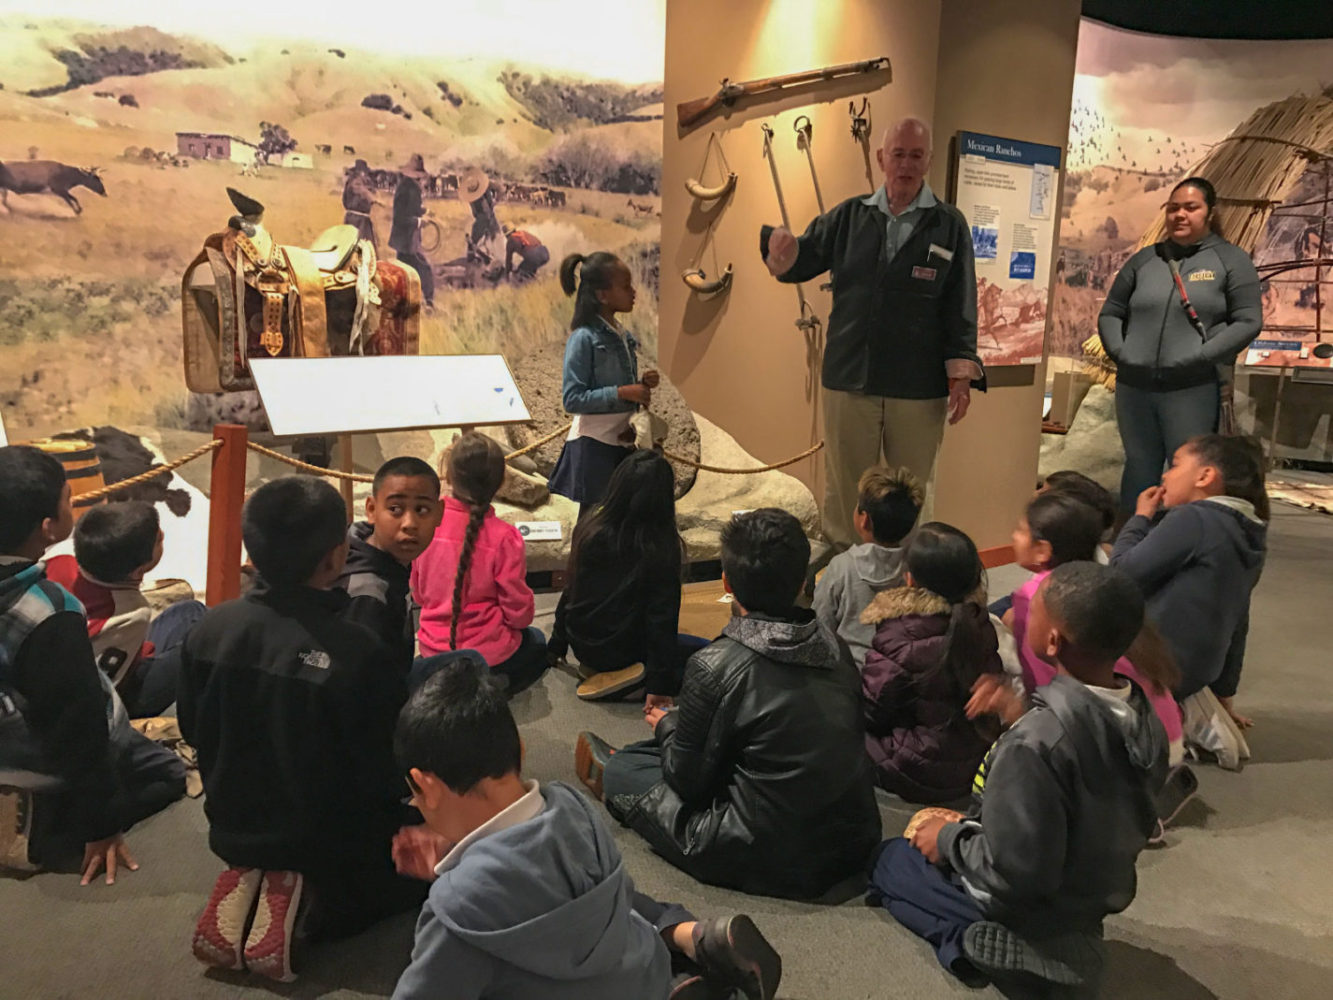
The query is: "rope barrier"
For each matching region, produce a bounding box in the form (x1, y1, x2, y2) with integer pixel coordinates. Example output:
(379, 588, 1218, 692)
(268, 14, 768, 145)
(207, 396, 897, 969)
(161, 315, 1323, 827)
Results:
(244, 440, 376, 481)
(505, 422, 572, 459)
(661, 439, 824, 474)
(68, 424, 821, 507)
(72, 439, 223, 507)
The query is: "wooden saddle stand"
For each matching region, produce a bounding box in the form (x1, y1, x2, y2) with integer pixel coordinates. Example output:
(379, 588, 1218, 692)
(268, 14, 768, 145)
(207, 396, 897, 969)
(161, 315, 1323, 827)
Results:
(182, 187, 422, 397)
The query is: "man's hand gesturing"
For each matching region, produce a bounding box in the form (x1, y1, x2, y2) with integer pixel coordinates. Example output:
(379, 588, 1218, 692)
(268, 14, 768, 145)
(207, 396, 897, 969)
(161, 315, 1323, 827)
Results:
(765, 227, 798, 277)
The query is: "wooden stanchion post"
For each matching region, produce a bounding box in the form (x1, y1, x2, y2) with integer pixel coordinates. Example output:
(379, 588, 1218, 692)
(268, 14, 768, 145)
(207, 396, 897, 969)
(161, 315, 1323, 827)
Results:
(206, 423, 249, 606)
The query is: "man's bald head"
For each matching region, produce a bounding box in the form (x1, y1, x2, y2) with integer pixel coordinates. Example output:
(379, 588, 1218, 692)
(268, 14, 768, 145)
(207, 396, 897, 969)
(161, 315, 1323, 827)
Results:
(877, 117, 933, 209)
(881, 117, 933, 158)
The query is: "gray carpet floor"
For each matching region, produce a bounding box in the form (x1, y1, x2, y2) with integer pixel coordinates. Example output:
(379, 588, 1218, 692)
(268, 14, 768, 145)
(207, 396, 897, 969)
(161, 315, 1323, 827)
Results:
(3, 505, 1331, 999)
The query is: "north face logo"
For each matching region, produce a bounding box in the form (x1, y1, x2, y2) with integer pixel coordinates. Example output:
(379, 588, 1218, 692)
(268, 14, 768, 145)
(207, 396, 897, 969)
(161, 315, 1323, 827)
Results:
(298, 649, 331, 670)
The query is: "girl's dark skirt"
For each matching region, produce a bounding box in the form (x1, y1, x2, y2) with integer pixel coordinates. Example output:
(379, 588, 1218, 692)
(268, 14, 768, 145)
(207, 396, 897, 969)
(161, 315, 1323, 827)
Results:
(547, 436, 634, 506)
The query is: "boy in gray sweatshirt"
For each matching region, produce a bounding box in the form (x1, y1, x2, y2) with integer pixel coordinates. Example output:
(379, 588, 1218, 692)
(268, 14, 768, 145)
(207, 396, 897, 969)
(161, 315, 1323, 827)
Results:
(390, 661, 782, 1000)
(814, 467, 922, 666)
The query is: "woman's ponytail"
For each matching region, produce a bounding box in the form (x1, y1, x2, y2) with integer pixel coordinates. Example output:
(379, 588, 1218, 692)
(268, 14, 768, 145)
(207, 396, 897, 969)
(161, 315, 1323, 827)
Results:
(559, 250, 623, 331)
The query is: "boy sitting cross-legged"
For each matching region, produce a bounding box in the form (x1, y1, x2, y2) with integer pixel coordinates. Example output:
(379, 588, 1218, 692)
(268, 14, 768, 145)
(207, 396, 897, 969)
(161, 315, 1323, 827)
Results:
(46, 501, 207, 719)
(391, 660, 782, 1000)
(868, 562, 1169, 996)
(577, 508, 881, 900)
(180, 476, 425, 982)
(0, 446, 184, 884)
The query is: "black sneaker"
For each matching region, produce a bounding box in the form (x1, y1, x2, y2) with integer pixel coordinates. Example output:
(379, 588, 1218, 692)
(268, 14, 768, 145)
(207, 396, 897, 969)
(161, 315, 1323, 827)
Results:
(962, 921, 1102, 988)
(694, 915, 782, 1000)
(1154, 764, 1200, 830)
(574, 732, 616, 801)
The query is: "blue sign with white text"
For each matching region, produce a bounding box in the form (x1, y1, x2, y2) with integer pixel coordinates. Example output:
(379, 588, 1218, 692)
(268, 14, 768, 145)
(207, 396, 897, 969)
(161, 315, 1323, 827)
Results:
(959, 131, 1061, 168)
(1009, 252, 1036, 280)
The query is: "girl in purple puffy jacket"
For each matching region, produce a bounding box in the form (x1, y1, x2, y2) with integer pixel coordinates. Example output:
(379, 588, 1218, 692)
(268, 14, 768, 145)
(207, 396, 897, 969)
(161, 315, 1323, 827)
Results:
(860, 523, 1003, 804)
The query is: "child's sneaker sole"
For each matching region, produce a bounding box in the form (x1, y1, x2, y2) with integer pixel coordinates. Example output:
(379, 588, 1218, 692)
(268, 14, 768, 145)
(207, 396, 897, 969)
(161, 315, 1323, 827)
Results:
(574, 732, 614, 800)
(192, 867, 262, 971)
(243, 870, 305, 982)
(697, 914, 783, 1000)
(576, 664, 646, 701)
(963, 921, 1099, 988)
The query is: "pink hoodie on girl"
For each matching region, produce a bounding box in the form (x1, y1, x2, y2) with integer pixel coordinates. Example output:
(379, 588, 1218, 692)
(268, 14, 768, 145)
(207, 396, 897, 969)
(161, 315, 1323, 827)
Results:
(411, 498, 533, 665)
(1011, 570, 1184, 763)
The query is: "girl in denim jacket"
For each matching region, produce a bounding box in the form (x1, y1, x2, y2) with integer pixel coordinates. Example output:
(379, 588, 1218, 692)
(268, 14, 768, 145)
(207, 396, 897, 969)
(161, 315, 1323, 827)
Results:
(547, 252, 658, 519)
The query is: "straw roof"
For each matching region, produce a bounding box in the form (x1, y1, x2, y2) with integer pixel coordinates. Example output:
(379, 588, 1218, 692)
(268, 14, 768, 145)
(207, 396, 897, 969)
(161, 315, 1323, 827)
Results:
(1081, 93, 1333, 384)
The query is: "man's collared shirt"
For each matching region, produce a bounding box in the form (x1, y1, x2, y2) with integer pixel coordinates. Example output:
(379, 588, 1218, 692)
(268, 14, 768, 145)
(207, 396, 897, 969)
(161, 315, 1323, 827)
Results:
(864, 181, 937, 261)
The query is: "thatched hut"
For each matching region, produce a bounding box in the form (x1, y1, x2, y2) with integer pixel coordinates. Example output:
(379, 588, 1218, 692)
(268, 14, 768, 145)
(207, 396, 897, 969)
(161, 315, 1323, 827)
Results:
(1082, 93, 1333, 386)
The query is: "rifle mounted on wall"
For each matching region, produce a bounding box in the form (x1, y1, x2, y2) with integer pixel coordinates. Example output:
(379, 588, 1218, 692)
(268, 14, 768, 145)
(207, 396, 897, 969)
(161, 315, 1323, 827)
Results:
(677, 56, 891, 131)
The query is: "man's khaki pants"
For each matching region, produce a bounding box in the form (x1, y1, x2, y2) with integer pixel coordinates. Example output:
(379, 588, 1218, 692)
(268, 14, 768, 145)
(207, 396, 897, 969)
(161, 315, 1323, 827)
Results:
(822, 389, 947, 550)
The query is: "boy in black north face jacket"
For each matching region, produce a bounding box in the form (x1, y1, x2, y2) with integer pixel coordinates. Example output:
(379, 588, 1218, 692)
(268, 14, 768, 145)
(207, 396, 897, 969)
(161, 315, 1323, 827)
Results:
(869, 563, 1167, 995)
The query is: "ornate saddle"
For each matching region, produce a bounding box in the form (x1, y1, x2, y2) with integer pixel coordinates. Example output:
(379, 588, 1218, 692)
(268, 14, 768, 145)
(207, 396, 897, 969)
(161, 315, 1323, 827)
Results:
(183, 188, 421, 393)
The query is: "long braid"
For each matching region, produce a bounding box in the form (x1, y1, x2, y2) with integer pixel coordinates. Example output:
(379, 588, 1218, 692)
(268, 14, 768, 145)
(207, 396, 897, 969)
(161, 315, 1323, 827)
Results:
(443, 431, 507, 652)
(450, 503, 487, 650)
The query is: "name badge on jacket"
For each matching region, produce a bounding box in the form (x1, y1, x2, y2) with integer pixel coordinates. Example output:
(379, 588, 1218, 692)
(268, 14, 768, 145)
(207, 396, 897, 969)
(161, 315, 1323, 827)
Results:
(911, 265, 937, 281)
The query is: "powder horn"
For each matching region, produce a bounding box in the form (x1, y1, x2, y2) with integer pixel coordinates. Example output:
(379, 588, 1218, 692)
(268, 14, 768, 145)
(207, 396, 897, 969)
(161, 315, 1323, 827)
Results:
(681, 264, 733, 294)
(684, 173, 737, 201)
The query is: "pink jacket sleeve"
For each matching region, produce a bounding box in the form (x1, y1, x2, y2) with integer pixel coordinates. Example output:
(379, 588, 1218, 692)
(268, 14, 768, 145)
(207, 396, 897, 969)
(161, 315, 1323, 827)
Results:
(493, 525, 534, 631)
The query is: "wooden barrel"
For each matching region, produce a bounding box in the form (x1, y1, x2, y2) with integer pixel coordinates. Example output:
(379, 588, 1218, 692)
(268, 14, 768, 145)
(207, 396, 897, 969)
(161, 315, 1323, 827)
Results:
(27, 439, 106, 520)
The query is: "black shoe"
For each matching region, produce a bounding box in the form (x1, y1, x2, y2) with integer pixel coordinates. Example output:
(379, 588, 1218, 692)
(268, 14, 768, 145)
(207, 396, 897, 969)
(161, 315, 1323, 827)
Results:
(694, 915, 782, 1000)
(962, 921, 1102, 988)
(574, 732, 615, 801)
(1154, 764, 1200, 829)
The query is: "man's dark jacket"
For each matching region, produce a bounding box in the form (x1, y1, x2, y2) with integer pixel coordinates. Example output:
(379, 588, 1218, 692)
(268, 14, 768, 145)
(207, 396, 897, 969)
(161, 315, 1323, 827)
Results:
(620, 609, 881, 899)
(779, 194, 983, 399)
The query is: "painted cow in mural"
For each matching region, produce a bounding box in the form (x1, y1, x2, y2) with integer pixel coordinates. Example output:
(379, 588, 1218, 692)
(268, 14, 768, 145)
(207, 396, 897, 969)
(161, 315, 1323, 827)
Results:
(0, 160, 107, 214)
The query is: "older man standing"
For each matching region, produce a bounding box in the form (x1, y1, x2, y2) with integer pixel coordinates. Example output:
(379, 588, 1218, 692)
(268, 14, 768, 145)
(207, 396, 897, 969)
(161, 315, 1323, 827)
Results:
(764, 117, 982, 549)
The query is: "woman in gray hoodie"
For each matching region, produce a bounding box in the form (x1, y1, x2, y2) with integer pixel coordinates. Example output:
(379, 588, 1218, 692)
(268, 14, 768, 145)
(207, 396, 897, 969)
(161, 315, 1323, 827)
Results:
(1097, 177, 1262, 511)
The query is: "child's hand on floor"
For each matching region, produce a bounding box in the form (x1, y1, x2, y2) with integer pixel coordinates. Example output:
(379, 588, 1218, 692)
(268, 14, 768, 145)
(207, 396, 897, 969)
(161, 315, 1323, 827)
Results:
(966, 674, 1026, 727)
(393, 824, 452, 881)
(1218, 695, 1254, 729)
(1136, 485, 1166, 519)
(909, 815, 948, 865)
(81, 834, 137, 886)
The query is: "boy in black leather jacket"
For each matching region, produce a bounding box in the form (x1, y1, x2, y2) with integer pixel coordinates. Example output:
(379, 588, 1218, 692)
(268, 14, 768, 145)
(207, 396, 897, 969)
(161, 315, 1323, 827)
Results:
(868, 562, 1168, 995)
(575, 508, 880, 900)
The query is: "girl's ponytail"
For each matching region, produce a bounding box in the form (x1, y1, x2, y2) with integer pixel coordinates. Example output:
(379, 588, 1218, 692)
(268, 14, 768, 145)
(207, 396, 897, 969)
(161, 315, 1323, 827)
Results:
(558, 253, 585, 296)
(444, 431, 507, 650)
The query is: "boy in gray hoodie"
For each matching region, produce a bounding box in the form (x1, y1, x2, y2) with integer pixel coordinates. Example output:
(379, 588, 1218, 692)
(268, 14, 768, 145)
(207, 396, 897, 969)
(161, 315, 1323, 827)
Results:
(813, 466, 922, 666)
(868, 563, 1168, 995)
(390, 661, 782, 1000)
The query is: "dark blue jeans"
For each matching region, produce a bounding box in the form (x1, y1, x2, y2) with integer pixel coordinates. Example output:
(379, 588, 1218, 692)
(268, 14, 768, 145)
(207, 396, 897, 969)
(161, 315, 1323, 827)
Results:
(867, 837, 985, 981)
(603, 739, 665, 804)
(124, 599, 207, 718)
(410, 627, 549, 697)
(1115, 380, 1219, 512)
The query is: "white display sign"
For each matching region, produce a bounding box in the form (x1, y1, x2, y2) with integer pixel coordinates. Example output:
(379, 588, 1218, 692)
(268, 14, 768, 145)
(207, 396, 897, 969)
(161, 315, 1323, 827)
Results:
(515, 521, 562, 542)
(953, 131, 1063, 367)
(249, 355, 530, 436)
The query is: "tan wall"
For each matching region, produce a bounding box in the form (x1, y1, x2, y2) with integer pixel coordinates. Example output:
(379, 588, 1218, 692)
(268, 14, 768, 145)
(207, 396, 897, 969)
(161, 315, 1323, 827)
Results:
(660, 0, 942, 503)
(660, 0, 1080, 551)
(929, 0, 1082, 549)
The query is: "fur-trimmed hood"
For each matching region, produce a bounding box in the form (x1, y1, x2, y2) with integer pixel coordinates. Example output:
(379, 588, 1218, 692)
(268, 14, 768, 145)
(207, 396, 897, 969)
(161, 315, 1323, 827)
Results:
(859, 583, 987, 628)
